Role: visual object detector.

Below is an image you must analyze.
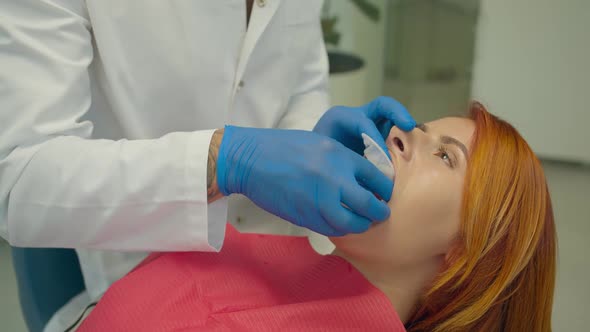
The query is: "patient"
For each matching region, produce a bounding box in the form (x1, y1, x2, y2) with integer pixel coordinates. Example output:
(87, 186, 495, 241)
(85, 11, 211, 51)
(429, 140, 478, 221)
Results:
(79, 102, 556, 332)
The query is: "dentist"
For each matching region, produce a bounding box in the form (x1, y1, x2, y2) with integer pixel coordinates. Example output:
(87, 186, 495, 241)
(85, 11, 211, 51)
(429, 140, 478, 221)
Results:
(0, 0, 415, 330)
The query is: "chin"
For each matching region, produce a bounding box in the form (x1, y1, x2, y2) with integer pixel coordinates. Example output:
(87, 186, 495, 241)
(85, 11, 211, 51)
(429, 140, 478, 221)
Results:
(328, 219, 389, 254)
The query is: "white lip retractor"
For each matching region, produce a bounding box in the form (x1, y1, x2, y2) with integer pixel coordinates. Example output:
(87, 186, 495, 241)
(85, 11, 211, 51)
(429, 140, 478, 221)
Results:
(361, 133, 395, 181)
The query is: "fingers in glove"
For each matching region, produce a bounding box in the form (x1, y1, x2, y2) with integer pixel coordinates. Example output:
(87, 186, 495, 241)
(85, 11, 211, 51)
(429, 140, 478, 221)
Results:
(376, 118, 394, 140)
(321, 200, 373, 234)
(365, 96, 416, 132)
(353, 155, 395, 201)
(311, 187, 352, 236)
(340, 181, 390, 223)
(357, 117, 392, 160)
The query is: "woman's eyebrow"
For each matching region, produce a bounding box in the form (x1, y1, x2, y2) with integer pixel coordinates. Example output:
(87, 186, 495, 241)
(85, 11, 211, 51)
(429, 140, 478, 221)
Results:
(417, 123, 469, 159)
(441, 136, 469, 160)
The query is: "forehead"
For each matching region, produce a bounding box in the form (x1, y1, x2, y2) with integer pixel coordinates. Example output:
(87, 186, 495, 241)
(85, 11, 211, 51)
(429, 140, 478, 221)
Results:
(425, 117, 476, 151)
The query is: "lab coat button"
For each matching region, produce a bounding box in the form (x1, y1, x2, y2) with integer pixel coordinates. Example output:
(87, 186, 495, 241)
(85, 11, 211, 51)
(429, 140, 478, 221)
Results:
(257, 0, 266, 7)
(238, 80, 245, 89)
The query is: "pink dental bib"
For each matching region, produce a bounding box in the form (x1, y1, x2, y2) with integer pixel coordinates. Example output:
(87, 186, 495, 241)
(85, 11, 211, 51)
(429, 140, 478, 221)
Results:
(79, 225, 406, 331)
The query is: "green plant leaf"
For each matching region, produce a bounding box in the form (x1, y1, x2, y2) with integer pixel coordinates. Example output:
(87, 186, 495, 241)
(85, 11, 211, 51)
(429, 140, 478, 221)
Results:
(321, 16, 340, 46)
(350, 0, 380, 22)
(324, 30, 341, 46)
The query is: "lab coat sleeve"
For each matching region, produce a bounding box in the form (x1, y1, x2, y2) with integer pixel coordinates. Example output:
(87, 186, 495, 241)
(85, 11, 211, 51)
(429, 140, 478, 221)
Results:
(277, 20, 331, 131)
(0, 0, 227, 251)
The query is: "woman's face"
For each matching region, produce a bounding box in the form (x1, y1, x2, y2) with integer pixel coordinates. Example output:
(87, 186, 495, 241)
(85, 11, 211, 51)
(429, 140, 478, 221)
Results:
(331, 117, 476, 267)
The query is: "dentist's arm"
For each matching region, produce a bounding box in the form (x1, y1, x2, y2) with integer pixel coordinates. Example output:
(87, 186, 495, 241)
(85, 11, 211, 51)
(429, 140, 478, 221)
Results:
(207, 129, 224, 204)
(0, 0, 226, 251)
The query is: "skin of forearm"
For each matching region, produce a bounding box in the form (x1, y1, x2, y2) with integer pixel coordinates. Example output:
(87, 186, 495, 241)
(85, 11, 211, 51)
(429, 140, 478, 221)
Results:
(207, 128, 225, 203)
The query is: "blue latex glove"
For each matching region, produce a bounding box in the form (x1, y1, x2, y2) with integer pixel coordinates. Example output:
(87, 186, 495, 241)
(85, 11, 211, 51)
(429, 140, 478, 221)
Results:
(313, 96, 416, 160)
(217, 126, 392, 236)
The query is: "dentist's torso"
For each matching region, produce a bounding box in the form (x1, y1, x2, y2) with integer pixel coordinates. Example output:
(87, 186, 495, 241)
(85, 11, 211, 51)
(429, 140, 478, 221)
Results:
(47, 1, 324, 330)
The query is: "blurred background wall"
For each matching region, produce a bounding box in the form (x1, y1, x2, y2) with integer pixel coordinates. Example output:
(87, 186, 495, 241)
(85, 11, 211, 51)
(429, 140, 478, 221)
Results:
(471, 0, 590, 163)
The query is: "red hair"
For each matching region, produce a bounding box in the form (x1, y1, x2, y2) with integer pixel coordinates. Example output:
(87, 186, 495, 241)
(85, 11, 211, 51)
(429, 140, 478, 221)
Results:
(406, 102, 556, 331)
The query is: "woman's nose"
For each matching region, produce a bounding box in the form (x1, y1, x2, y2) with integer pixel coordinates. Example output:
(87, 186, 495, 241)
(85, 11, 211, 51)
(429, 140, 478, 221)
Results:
(389, 127, 414, 161)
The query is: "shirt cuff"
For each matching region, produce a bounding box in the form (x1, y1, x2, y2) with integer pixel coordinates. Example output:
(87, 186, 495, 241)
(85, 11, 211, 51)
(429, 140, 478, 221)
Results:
(186, 129, 228, 252)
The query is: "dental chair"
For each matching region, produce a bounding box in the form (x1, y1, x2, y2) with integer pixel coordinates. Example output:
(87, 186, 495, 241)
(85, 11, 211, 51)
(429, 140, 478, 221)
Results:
(11, 247, 85, 332)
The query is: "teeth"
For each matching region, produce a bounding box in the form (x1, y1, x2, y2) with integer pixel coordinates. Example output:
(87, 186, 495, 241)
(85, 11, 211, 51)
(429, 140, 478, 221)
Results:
(361, 133, 395, 181)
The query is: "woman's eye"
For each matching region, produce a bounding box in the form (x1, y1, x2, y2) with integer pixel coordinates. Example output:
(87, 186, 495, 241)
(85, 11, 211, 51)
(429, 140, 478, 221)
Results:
(436, 146, 454, 168)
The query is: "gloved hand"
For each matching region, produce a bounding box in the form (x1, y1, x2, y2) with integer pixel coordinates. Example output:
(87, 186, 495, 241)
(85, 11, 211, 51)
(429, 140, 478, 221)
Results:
(313, 96, 416, 160)
(216, 126, 392, 236)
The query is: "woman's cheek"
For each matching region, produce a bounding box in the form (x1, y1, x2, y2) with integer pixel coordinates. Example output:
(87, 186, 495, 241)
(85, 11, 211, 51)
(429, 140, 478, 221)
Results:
(393, 172, 448, 224)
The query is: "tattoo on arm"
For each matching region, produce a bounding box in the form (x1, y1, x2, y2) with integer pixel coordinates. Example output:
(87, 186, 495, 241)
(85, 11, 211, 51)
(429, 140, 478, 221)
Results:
(207, 128, 224, 203)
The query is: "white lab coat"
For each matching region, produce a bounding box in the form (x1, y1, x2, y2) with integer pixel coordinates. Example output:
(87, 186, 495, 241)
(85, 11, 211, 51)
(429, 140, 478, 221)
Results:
(0, 0, 329, 329)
